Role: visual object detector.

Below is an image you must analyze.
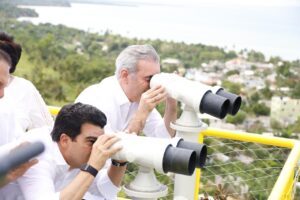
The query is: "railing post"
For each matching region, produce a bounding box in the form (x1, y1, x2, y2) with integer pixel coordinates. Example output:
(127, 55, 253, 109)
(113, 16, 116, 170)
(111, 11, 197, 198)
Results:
(171, 105, 207, 200)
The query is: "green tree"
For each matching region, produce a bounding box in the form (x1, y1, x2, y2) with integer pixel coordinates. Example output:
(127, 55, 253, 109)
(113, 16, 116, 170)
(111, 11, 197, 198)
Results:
(290, 117, 300, 133)
(246, 121, 266, 134)
(251, 103, 270, 116)
(276, 62, 291, 77)
(291, 82, 300, 98)
(260, 85, 273, 99)
(269, 56, 282, 64)
(226, 110, 246, 124)
(247, 50, 265, 62)
(221, 80, 242, 94)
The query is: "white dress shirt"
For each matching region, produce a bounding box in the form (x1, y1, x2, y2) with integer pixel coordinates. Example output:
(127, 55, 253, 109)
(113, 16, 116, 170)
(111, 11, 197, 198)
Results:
(0, 97, 24, 200)
(75, 76, 170, 138)
(0, 97, 23, 146)
(4, 76, 53, 131)
(0, 127, 120, 200)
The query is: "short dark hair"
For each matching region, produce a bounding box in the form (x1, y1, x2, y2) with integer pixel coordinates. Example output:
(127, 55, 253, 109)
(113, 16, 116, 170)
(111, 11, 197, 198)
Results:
(51, 103, 107, 142)
(0, 49, 12, 66)
(0, 32, 22, 73)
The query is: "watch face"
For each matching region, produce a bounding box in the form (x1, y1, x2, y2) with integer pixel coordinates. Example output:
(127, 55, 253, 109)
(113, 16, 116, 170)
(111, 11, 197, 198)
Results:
(81, 164, 89, 170)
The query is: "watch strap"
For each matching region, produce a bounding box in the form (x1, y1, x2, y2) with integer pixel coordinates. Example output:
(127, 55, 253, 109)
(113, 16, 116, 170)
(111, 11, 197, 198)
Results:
(80, 164, 98, 177)
(111, 159, 128, 167)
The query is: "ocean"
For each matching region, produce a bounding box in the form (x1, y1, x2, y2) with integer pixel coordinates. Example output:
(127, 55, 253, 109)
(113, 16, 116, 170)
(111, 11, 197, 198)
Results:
(18, 2, 300, 61)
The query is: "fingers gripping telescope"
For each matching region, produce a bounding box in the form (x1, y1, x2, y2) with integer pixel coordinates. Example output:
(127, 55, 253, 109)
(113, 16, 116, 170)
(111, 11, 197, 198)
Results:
(150, 73, 242, 118)
(111, 133, 207, 176)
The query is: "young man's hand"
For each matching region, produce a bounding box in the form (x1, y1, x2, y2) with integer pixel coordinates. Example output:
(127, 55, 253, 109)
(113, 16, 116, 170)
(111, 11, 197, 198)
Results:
(87, 134, 122, 171)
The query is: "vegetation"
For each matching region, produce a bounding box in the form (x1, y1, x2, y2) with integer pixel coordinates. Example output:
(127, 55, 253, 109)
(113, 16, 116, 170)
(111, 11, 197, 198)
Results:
(0, 20, 239, 106)
(0, 0, 38, 18)
(11, 0, 70, 6)
(1, 2, 300, 200)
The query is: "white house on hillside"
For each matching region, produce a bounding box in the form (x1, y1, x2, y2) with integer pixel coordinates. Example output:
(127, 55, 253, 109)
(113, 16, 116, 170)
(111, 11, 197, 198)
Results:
(270, 96, 300, 125)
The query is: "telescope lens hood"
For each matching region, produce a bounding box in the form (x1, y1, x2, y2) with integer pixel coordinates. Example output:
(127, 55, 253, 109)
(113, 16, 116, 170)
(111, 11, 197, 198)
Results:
(199, 92, 230, 119)
(216, 89, 241, 115)
(162, 146, 196, 176)
(177, 141, 207, 168)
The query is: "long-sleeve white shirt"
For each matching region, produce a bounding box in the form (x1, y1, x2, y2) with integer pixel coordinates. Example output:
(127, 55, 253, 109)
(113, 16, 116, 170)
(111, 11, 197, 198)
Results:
(0, 127, 119, 200)
(75, 76, 170, 138)
(0, 97, 25, 199)
(0, 97, 23, 146)
(4, 76, 53, 131)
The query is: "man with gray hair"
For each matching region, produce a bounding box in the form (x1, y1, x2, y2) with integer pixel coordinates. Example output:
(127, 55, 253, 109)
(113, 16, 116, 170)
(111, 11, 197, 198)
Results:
(76, 44, 177, 140)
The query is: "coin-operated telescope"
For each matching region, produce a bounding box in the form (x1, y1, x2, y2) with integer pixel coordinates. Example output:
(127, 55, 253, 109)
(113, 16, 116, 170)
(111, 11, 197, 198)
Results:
(150, 73, 241, 118)
(112, 133, 207, 176)
(150, 73, 242, 199)
(111, 133, 207, 200)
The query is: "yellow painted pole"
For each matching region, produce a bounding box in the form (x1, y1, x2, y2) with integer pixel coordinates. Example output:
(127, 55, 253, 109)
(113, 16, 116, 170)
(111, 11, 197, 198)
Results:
(285, 175, 294, 200)
(202, 128, 296, 148)
(194, 132, 205, 200)
(268, 142, 300, 200)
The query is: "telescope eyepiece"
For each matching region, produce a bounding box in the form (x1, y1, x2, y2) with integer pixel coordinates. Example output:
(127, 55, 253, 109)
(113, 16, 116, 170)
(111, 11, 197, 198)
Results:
(162, 146, 196, 176)
(216, 89, 242, 115)
(200, 92, 230, 119)
(177, 141, 207, 168)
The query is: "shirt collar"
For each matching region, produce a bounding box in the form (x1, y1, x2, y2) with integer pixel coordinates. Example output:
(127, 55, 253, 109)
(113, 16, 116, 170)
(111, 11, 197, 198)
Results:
(111, 76, 131, 106)
(53, 142, 68, 166)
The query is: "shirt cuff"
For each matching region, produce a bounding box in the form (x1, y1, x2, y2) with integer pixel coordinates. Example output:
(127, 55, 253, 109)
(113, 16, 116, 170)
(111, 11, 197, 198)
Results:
(96, 169, 120, 199)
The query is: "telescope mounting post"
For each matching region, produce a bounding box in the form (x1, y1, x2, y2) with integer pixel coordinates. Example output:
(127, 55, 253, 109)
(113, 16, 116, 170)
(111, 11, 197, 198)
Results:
(123, 166, 168, 200)
(171, 105, 208, 200)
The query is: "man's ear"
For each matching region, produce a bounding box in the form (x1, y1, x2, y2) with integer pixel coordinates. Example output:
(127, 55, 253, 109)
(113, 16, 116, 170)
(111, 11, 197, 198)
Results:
(59, 133, 71, 148)
(119, 68, 129, 84)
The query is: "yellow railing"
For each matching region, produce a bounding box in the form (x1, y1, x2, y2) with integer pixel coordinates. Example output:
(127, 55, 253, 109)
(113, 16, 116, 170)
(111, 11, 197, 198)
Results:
(49, 106, 300, 199)
(48, 105, 61, 116)
(200, 128, 300, 200)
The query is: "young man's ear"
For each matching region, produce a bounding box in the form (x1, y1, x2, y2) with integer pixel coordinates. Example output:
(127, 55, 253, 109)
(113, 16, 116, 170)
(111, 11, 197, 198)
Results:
(59, 133, 71, 147)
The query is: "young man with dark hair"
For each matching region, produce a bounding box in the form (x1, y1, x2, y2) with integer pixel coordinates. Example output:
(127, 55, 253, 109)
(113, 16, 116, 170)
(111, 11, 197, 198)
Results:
(2, 102, 125, 200)
(0, 49, 11, 98)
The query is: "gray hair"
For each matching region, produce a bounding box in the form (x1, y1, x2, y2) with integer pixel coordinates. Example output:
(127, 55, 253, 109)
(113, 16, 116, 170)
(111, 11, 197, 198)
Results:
(115, 44, 160, 77)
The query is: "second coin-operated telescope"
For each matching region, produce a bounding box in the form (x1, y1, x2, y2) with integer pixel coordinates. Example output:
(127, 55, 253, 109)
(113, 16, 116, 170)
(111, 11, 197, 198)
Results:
(150, 73, 241, 119)
(111, 133, 207, 176)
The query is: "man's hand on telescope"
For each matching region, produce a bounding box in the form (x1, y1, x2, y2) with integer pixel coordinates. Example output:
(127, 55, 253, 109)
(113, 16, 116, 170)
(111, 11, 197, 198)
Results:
(140, 85, 167, 113)
(87, 133, 122, 171)
(126, 85, 167, 134)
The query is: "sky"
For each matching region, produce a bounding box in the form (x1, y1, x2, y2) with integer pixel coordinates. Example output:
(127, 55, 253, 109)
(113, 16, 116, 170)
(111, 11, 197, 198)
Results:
(129, 0, 300, 6)
(19, 0, 300, 60)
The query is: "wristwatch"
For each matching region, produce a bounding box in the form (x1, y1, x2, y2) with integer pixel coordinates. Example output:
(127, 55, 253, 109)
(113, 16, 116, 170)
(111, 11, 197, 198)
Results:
(80, 164, 98, 177)
(111, 159, 128, 167)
